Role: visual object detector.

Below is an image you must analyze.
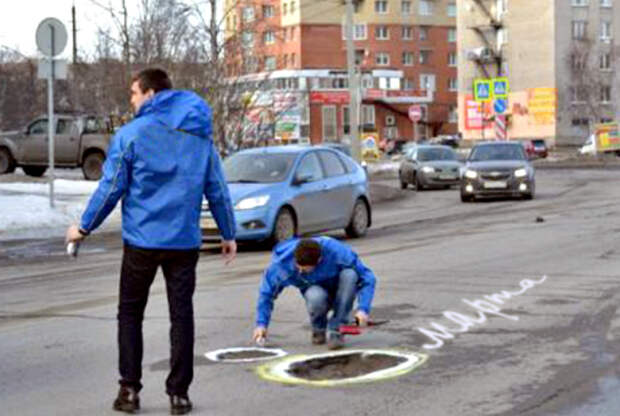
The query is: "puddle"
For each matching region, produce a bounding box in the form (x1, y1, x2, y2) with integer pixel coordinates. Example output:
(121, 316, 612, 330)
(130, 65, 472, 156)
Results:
(288, 351, 406, 380)
(205, 347, 287, 363)
(257, 349, 427, 386)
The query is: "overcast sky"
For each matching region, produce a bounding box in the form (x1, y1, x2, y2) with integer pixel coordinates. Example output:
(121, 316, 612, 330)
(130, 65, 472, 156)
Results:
(0, 0, 110, 58)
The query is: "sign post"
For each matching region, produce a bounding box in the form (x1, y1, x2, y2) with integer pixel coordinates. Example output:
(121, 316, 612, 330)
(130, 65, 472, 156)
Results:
(492, 77, 509, 141)
(408, 105, 422, 143)
(474, 79, 493, 141)
(36, 17, 68, 208)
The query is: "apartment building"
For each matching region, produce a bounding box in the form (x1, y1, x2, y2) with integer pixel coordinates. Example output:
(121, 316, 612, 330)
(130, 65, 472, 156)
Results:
(224, 0, 457, 145)
(457, 0, 620, 146)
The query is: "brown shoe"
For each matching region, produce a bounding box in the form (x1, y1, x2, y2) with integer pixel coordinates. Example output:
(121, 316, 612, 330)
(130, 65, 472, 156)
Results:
(113, 386, 140, 414)
(311, 330, 326, 345)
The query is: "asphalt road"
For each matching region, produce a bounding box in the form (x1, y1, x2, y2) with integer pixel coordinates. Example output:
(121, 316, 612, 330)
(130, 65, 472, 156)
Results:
(1, 168, 620, 416)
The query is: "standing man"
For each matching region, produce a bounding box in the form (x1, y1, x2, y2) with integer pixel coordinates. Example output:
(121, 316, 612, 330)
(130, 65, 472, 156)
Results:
(252, 237, 376, 350)
(65, 68, 237, 415)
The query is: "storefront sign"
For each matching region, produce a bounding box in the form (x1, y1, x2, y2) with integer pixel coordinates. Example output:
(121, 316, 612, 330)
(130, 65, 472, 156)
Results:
(527, 88, 556, 125)
(310, 91, 350, 104)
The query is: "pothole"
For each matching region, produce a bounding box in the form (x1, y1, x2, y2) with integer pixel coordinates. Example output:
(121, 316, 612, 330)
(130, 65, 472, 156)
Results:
(257, 349, 427, 386)
(205, 347, 287, 363)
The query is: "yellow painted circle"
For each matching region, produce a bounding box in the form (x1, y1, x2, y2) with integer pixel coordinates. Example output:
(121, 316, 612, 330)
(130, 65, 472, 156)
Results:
(256, 349, 428, 386)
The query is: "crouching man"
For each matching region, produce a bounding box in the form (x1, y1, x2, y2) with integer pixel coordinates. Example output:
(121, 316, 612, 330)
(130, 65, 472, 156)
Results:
(252, 237, 377, 350)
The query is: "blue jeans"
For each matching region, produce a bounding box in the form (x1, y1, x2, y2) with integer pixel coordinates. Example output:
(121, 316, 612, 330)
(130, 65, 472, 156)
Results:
(303, 268, 358, 333)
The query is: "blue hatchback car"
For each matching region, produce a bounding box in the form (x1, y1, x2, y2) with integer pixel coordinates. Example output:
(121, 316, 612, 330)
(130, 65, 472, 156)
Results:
(201, 145, 372, 244)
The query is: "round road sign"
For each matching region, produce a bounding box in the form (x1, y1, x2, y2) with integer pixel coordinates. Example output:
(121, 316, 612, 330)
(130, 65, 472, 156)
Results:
(36, 18, 68, 57)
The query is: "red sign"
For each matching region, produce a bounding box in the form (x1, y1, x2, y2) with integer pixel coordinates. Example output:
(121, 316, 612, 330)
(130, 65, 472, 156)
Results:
(310, 91, 350, 104)
(408, 105, 422, 122)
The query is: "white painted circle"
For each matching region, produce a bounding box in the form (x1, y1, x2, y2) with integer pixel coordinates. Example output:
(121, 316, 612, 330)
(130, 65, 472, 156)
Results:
(36, 18, 68, 57)
(205, 347, 288, 363)
(256, 349, 428, 386)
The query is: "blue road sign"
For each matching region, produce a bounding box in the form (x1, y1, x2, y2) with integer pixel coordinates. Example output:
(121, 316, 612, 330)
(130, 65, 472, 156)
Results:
(494, 98, 507, 114)
(492, 77, 509, 99)
(474, 79, 492, 102)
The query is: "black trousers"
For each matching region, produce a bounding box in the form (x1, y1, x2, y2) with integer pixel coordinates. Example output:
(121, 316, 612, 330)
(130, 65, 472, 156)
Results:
(117, 244, 199, 395)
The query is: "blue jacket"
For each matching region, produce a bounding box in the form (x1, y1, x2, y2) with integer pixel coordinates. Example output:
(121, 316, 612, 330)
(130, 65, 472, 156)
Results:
(80, 90, 236, 249)
(255, 237, 376, 327)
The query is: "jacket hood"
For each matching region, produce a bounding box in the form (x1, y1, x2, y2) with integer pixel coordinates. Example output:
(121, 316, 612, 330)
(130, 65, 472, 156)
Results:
(136, 90, 212, 139)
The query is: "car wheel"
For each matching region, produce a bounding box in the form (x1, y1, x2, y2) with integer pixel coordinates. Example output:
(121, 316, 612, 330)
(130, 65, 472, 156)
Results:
(0, 148, 16, 174)
(22, 166, 47, 177)
(270, 207, 296, 246)
(412, 173, 423, 191)
(345, 199, 369, 238)
(82, 152, 105, 181)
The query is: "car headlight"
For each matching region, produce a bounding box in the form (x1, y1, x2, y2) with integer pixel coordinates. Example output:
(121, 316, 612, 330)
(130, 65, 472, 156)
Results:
(514, 168, 527, 178)
(235, 195, 270, 210)
(464, 169, 478, 179)
(421, 166, 435, 173)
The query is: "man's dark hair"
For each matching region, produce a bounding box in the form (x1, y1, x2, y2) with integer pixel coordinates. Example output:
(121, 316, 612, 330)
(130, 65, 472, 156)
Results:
(132, 68, 172, 93)
(294, 239, 322, 266)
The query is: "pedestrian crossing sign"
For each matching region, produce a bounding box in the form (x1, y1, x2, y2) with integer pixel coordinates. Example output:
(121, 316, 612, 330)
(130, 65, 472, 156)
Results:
(474, 79, 492, 102)
(492, 77, 509, 99)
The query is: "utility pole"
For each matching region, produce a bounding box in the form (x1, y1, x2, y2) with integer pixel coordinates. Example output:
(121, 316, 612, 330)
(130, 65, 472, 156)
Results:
(345, 0, 361, 162)
(72, 4, 77, 64)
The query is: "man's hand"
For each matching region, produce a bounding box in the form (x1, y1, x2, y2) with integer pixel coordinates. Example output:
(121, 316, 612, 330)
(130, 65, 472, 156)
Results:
(354, 310, 369, 327)
(221, 240, 237, 265)
(65, 225, 86, 244)
(253, 326, 268, 345)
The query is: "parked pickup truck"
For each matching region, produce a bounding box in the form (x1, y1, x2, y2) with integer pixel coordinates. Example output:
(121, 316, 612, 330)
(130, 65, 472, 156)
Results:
(0, 114, 113, 180)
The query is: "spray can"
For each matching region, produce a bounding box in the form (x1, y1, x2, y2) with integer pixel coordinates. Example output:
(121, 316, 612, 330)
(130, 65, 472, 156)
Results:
(67, 241, 80, 258)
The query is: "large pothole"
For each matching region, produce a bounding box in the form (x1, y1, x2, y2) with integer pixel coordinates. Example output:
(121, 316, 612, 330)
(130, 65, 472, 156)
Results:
(205, 347, 287, 363)
(257, 349, 427, 386)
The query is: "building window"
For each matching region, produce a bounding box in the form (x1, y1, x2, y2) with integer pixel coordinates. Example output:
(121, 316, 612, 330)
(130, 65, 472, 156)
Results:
(375, 0, 388, 13)
(449, 106, 458, 123)
(448, 78, 458, 91)
(263, 5, 274, 18)
(572, 21, 587, 39)
(283, 55, 288, 67)
(419, 50, 431, 64)
(571, 54, 586, 70)
(419, 26, 429, 40)
(265, 56, 276, 71)
(571, 86, 587, 102)
(375, 26, 389, 40)
(355, 23, 368, 40)
(242, 6, 254, 22)
(420, 73, 436, 91)
(402, 52, 414, 66)
(447, 3, 456, 17)
(601, 85, 611, 102)
(419, 0, 433, 15)
(448, 28, 457, 42)
(362, 105, 376, 127)
(601, 0, 612, 7)
(448, 52, 457, 66)
(282, 2, 288, 15)
(571, 0, 588, 5)
(342, 106, 350, 135)
(241, 31, 254, 48)
(402, 0, 412, 14)
(404, 78, 415, 90)
(402, 25, 414, 40)
(361, 76, 374, 88)
(290, 1, 296, 13)
(600, 52, 611, 69)
(572, 118, 590, 126)
(263, 31, 275, 44)
(291, 53, 296, 66)
(601, 21, 612, 40)
(354, 49, 365, 65)
(375, 52, 390, 66)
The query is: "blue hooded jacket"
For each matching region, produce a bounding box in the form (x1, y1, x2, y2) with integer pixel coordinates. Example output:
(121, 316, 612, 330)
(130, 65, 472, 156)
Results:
(255, 236, 377, 327)
(80, 90, 236, 249)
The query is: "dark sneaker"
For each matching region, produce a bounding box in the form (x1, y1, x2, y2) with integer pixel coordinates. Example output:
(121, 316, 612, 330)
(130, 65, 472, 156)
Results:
(327, 331, 344, 350)
(311, 330, 326, 345)
(170, 394, 193, 415)
(113, 386, 140, 414)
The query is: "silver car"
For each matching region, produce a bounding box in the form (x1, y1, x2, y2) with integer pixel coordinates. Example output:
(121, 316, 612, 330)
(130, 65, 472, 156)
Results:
(398, 145, 462, 190)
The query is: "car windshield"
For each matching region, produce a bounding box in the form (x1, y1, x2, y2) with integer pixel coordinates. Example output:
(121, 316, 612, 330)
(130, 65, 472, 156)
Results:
(223, 153, 297, 183)
(417, 148, 457, 161)
(469, 144, 526, 161)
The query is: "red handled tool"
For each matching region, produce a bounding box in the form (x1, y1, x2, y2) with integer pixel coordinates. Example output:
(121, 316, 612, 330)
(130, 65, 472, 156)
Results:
(339, 319, 389, 335)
